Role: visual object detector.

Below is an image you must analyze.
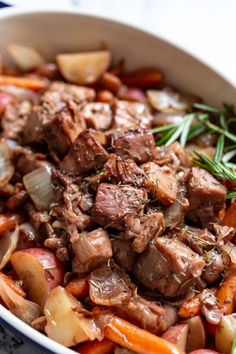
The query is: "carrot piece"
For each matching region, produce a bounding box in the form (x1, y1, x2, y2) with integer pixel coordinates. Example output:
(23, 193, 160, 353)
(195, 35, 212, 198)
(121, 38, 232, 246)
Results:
(121, 68, 163, 87)
(104, 316, 184, 354)
(75, 338, 115, 354)
(0, 272, 26, 298)
(65, 277, 89, 298)
(222, 202, 236, 227)
(0, 213, 22, 237)
(0, 75, 47, 90)
(178, 294, 201, 319)
(216, 272, 236, 315)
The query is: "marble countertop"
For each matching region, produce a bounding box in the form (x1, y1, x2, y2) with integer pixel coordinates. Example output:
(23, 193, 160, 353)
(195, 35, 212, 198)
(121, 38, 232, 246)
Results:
(0, 1, 236, 353)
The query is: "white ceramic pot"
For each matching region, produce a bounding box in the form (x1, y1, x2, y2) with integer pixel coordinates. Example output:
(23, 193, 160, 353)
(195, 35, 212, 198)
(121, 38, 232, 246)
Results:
(0, 7, 235, 354)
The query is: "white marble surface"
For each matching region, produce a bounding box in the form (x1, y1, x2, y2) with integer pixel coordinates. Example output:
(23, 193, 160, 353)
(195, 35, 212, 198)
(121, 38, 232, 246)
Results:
(0, 1, 236, 353)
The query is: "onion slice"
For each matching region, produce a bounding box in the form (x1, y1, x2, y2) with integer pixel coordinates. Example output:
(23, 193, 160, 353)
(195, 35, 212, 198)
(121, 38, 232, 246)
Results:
(23, 166, 54, 211)
(0, 276, 40, 324)
(44, 286, 102, 347)
(0, 139, 14, 188)
(0, 227, 19, 269)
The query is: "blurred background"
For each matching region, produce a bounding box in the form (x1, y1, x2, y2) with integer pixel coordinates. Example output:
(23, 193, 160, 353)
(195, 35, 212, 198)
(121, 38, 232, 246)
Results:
(1, 0, 236, 83)
(0, 0, 235, 353)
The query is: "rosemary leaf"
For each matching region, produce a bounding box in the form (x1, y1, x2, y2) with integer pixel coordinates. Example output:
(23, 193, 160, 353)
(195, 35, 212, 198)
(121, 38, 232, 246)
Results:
(193, 151, 236, 183)
(193, 103, 220, 113)
(226, 191, 236, 200)
(215, 135, 225, 162)
(180, 114, 195, 147)
(187, 124, 206, 141)
(151, 124, 177, 134)
(206, 121, 236, 143)
(222, 150, 236, 163)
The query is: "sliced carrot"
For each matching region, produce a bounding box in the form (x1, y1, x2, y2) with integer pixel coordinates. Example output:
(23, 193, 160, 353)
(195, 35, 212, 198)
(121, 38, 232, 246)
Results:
(104, 315, 183, 354)
(121, 68, 163, 87)
(0, 75, 47, 90)
(75, 338, 115, 354)
(65, 277, 89, 298)
(178, 294, 201, 319)
(222, 201, 236, 227)
(0, 272, 26, 298)
(216, 272, 236, 315)
(0, 213, 22, 237)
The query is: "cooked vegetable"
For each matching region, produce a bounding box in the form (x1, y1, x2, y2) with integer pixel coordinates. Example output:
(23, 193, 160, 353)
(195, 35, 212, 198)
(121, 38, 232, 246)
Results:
(178, 293, 201, 319)
(215, 314, 236, 354)
(65, 277, 89, 298)
(104, 316, 183, 354)
(216, 271, 236, 315)
(162, 324, 189, 352)
(185, 316, 206, 352)
(0, 275, 40, 324)
(0, 213, 21, 236)
(11, 248, 64, 309)
(0, 139, 14, 187)
(57, 50, 111, 85)
(222, 202, 236, 227)
(147, 87, 195, 112)
(7, 44, 44, 71)
(121, 69, 162, 88)
(76, 338, 115, 354)
(23, 166, 54, 210)
(44, 286, 101, 347)
(0, 75, 47, 90)
(0, 227, 19, 269)
(0, 272, 26, 298)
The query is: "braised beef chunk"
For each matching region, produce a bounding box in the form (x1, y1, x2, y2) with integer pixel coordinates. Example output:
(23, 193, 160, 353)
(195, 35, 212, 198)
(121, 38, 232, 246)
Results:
(82, 102, 112, 131)
(60, 130, 108, 175)
(202, 249, 229, 284)
(134, 237, 205, 297)
(176, 226, 216, 255)
(111, 129, 155, 164)
(103, 154, 146, 187)
(88, 264, 132, 306)
(43, 105, 86, 158)
(71, 228, 112, 275)
(22, 82, 95, 145)
(187, 167, 226, 228)
(112, 239, 136, 272)
(141, 162, 178, 206)
(123, 212, 165, 253)
(154, 142, 188, 171)
(116, 296, 177, 335)
(113, 100, 152, 129)
(92, 183, 147, 229)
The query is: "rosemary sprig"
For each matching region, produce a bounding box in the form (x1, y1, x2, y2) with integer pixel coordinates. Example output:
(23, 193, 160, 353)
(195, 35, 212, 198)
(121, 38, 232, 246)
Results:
(226, 191, 236, 200)
(152, 113, 195, 147)
(193, 151, 236, 183)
